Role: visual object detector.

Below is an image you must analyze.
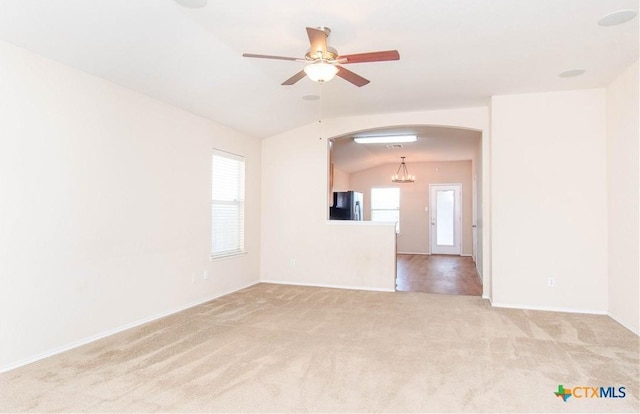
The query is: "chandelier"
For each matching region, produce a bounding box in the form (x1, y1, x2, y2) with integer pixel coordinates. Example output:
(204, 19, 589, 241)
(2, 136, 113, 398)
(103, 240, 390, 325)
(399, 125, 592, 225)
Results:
(391, 157, 415, 183)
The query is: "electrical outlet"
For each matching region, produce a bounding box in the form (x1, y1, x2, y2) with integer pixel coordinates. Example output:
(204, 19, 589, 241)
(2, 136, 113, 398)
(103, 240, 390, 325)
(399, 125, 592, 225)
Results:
(547, 277, 555, 287)
(203, 271, 208, 280)
(289, 259, 296, 268)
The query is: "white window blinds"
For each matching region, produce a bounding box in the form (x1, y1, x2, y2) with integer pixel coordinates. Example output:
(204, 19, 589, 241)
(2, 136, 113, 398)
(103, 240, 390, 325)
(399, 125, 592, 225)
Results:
(211, 150, 245, 259)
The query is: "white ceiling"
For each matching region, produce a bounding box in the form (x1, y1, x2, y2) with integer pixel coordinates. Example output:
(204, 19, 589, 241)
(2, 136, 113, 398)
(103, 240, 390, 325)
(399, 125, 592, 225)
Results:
(3, 0, 635, 174)
(0, 0, 637, 141)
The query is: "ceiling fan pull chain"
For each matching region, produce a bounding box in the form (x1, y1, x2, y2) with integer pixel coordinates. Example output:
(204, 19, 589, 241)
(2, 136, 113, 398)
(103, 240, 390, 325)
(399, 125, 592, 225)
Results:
(318, 82, 323, 125)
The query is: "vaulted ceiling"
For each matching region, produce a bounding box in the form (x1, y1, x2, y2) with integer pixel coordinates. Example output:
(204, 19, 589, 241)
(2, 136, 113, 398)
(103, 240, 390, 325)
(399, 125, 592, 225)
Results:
(0, 0, 637, 142)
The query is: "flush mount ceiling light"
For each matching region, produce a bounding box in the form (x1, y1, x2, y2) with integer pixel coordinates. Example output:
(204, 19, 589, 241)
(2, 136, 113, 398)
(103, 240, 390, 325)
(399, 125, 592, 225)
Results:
(174, 0, 208, 8)
(559, 69, 585, 78)
(303, 61, 339, 83)
(598, 10, 638, 26)
(354, 135, 417, 144)
(392, 157, 416, 183)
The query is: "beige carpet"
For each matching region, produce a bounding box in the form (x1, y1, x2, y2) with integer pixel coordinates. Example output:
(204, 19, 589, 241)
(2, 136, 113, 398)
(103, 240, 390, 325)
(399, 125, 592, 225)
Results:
(1, 283, 638, 413)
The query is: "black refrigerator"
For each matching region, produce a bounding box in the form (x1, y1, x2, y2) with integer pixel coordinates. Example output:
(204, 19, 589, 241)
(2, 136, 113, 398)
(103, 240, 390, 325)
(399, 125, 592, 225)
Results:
(330, 191, 363, 220)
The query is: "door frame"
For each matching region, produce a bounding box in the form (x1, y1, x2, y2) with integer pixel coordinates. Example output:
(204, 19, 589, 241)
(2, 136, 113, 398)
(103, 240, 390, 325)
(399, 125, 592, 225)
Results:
(429, 183, 462, 255)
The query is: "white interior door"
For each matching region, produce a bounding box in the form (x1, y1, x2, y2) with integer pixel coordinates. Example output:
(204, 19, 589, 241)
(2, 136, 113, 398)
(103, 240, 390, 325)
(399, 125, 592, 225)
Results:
(430, 184, 462, 255)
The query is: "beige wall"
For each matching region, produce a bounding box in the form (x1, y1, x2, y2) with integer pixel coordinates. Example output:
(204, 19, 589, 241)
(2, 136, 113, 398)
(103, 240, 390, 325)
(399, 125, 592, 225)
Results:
(0, 41, 262, 371)
(332, 166, 351, 192)
(606, 60, 639, 334)
(491, 89, 607, 312)
(260, 126, 397, 292)
(349, 161, 473, 255)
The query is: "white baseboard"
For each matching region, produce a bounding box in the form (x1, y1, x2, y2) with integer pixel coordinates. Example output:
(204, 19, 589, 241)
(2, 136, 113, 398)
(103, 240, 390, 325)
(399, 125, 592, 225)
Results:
(0, 280, 260, 373)
(396, 251, 429, 255)
(607, 311, 640, 336)
(491, 301, 607, 315)
(398, 252, 473, 257)
(491, 302, 638, 336)
(260, 279, 395, 293)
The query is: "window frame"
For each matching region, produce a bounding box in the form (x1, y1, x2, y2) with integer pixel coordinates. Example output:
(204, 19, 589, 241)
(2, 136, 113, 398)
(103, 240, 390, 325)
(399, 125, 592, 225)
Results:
(210, 149, 246, 260)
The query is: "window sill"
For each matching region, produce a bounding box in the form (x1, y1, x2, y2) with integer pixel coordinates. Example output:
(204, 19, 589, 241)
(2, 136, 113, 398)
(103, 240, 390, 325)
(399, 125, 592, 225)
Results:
(210, 252, 247, 262)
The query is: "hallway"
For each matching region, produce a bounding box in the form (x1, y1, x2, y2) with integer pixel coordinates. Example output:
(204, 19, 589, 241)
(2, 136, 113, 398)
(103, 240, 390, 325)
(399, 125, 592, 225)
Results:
(396, 254, 482, 296)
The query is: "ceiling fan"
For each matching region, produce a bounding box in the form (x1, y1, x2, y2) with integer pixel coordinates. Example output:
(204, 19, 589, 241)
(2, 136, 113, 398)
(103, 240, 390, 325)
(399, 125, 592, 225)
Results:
(242, 27, 400, 87)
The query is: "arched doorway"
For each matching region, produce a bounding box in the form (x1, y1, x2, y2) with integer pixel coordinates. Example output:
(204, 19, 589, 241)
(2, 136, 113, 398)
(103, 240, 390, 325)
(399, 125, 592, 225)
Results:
(328, 125, 484, 296)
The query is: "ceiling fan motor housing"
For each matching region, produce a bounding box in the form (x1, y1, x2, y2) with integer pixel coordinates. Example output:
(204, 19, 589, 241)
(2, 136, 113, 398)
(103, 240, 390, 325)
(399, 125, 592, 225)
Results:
(305, 46, 338, 62)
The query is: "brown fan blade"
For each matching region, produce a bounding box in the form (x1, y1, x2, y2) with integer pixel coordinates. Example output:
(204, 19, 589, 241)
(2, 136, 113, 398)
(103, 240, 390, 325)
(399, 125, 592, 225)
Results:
(243, 53, 302, 62)
(336, 66, 370, 87)
(306, 27, 328, 57)
(282, 70, 307, 85)
(338, 50, 400, 64)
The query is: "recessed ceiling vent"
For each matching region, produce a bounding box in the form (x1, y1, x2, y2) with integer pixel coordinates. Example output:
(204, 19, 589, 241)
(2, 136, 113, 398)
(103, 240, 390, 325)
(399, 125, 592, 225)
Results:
(386, 144, 404, 149)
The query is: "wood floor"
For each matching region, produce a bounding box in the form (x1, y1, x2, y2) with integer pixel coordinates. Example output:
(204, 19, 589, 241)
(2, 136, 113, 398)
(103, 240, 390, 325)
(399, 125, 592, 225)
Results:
(396, 254, 482, 296)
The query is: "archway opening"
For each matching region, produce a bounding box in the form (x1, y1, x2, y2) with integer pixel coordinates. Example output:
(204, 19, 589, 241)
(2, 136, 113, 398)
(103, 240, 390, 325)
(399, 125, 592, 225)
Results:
(328, 125, 483, 296)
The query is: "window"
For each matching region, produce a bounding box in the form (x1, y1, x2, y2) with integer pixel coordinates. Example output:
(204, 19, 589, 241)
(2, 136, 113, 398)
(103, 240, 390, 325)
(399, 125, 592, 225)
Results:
(371, 187, 400, 232)
(211, 149, 245, 259)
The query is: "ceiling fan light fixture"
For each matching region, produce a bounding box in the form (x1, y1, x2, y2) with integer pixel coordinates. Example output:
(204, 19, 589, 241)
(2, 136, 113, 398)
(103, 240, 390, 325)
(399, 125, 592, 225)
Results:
(243, 27, 399, 87)
(354, 135, 417, 144)
(304, 62, 339, 83)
